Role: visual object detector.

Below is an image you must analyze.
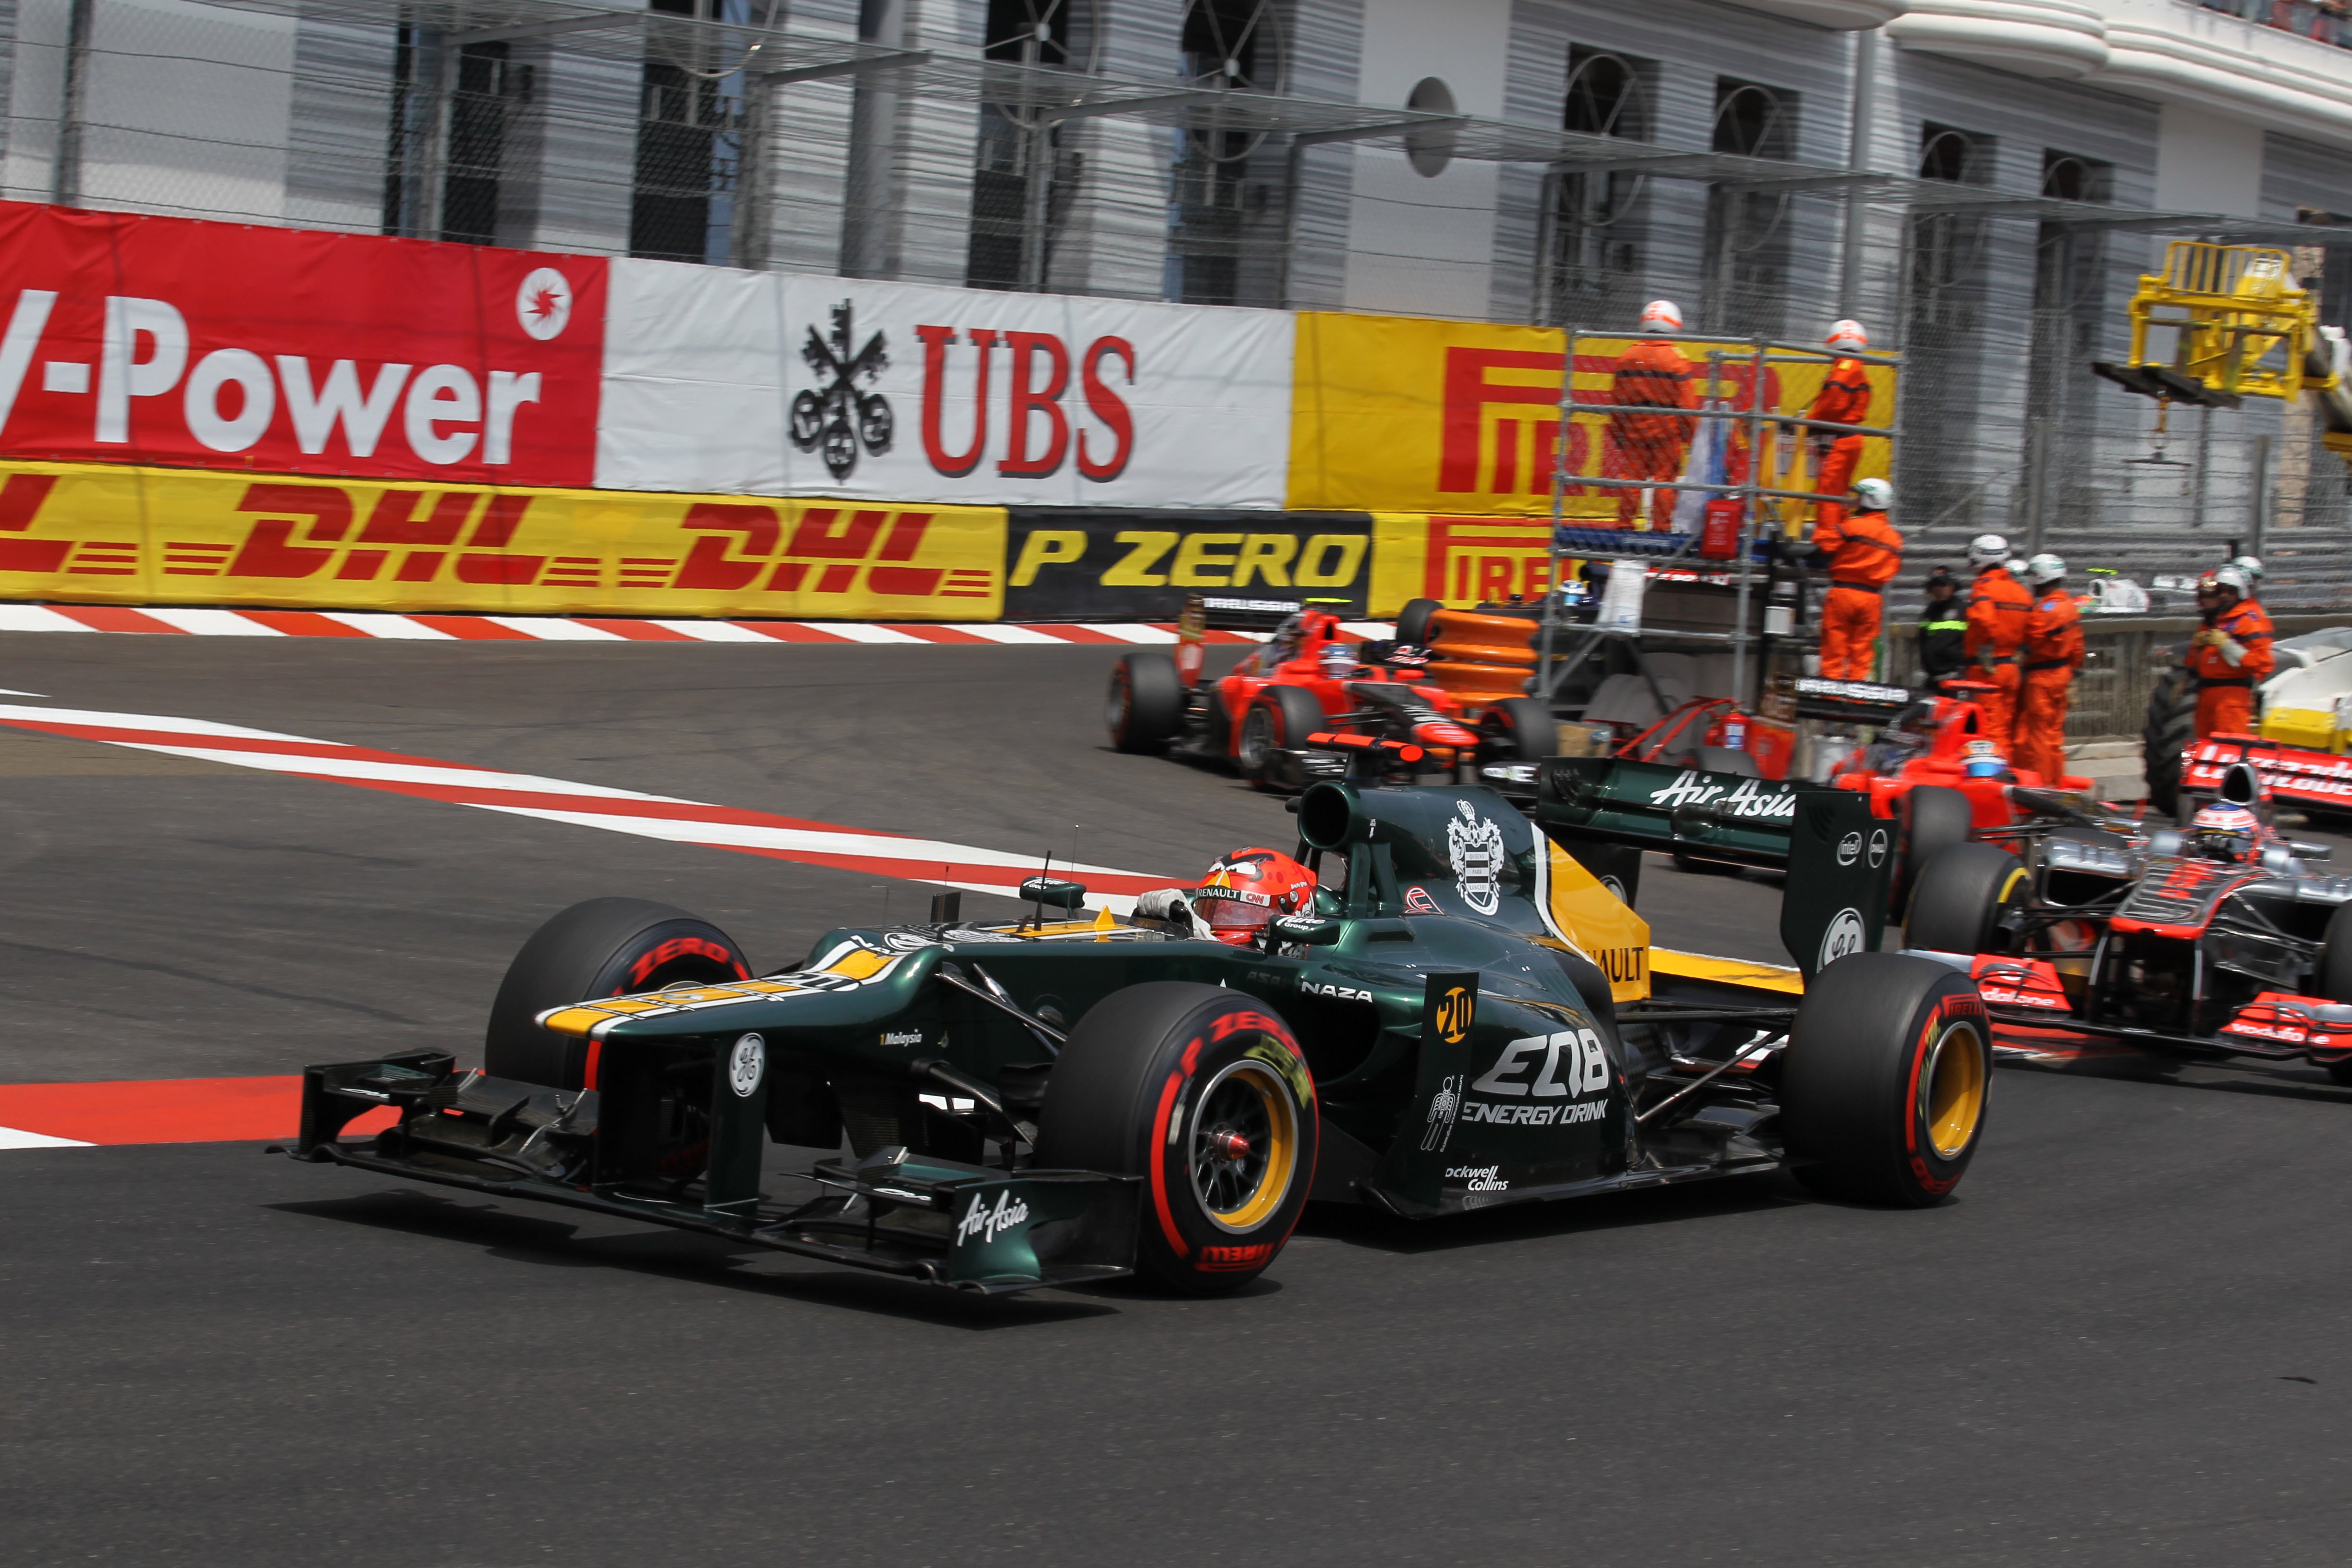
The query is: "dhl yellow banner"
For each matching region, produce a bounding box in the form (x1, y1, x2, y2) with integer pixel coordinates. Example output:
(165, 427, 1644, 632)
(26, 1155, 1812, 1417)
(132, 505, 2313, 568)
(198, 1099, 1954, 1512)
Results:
(1287, 313, 1894, 520)
(0, 461, 1004, 619)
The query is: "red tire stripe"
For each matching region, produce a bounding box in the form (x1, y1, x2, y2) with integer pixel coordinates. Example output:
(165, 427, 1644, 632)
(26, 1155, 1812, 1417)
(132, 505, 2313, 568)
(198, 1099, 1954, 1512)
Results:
(1146, 1066, 1189, 1258)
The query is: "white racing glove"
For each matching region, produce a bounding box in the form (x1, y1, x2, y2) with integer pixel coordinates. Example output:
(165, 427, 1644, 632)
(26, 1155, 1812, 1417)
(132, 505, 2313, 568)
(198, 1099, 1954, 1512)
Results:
(1135, 887, 1216, 941)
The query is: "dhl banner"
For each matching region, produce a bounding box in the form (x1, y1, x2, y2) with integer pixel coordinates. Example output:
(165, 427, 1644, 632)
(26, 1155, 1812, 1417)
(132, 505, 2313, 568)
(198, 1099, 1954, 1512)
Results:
(0, 460, 1004, 620)
(1287, 313, 1894, 520)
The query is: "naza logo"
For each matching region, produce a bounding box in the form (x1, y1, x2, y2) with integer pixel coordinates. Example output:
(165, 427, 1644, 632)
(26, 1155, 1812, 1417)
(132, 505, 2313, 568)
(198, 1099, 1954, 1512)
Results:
(916, 325, 1134, 482)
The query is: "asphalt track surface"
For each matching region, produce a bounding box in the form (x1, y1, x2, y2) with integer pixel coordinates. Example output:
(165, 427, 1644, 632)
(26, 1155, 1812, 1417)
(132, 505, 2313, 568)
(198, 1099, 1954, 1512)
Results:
(6, 635, 2352, 1567)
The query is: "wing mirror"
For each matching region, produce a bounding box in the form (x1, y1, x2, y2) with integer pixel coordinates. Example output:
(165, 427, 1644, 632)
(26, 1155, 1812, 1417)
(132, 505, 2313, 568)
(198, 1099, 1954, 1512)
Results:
(1018, 877, 1088, 912)
(2291, 841, 2333, 864)
(1269, 915, 1344, 947)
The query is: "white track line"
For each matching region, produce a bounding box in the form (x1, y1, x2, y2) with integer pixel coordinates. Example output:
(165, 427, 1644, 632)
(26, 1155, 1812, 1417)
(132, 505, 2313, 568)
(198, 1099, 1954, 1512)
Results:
(138, 606, 286, 637)
(0, 604, 94, 632)
(483, 615, 625, 641)
(0, 1126, 91, 1149)
(318, 612, 455, 639)
(0, 702, 1170, 909)
(646, 619, 778, 642)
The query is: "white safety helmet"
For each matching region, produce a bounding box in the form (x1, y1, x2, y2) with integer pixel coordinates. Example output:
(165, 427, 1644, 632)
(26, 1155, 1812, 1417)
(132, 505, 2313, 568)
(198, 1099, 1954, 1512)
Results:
(2006, 558, 2029, 577)
(2229, 553, 2264, 584)
(2212, 564, 2251, 595)
(1638, 299, 1684, 331)
(1826, 319, 1870, 352)
(2025, 552, 2066, 587)
(1851, 477, 1894, 513)
(1967, 533, 2010, 568)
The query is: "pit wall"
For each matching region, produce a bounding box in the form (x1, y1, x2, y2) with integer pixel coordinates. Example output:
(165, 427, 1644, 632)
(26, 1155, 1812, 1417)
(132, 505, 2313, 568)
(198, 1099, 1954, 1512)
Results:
(0, 199, 1897, 622)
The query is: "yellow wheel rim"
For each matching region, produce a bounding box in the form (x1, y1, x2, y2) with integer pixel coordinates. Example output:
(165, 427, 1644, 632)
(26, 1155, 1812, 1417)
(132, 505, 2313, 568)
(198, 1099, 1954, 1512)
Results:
(1921, 1020, 1987, 1159)
(1191, 1060, 1299, 1233)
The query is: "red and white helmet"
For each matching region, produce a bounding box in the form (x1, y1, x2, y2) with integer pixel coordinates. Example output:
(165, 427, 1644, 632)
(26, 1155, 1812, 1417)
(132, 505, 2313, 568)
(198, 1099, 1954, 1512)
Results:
(1193, 847, 1317, 946)
(1826, 319, 1869, 352)
(2190, 800, 2261, 864)
(1638, 299, 1683, 331)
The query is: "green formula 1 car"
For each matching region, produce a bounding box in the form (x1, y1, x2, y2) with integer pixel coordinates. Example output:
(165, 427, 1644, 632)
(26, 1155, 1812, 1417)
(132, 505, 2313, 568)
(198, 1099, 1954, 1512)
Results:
(288, 773, 1992, 1298)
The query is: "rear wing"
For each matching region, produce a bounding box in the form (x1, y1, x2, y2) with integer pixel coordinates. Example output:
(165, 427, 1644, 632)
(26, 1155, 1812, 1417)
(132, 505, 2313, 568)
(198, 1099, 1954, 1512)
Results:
(1536, 757, 1891, 978)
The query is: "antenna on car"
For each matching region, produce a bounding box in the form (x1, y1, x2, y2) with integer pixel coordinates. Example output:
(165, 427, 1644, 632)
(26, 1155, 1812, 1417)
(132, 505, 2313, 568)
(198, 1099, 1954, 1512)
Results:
(1026, 849, 1051, 931)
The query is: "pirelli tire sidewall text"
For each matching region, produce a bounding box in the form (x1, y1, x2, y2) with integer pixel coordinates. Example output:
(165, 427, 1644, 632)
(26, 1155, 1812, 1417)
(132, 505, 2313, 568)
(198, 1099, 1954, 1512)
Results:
(1781, 953, 1991, 1207)
(1035, 981, 1317, 1294)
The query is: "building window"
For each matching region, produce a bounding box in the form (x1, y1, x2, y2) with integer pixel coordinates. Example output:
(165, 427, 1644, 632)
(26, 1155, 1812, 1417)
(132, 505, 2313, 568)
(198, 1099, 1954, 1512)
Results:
(631, 0, 749, 265)
(967, 0, 1093, 292)
(1919, 123, 1992, 185)
(1542, 46, 1653, 326)
(1165, 0, 1284, 306)
(1705, 79, 1796, 337)
(382, 30, 532, 244)
(1712, 78, 1794, 162)
(2042, 149, 2112, 203)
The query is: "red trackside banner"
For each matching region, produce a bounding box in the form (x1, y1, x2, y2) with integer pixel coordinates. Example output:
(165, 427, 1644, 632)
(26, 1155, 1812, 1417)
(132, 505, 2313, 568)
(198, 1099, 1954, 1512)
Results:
(0, 202, 605, 488)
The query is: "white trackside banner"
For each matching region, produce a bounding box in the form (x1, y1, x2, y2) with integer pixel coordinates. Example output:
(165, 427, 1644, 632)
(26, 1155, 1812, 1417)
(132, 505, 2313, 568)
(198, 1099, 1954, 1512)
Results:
(595, 261, 1296, 509)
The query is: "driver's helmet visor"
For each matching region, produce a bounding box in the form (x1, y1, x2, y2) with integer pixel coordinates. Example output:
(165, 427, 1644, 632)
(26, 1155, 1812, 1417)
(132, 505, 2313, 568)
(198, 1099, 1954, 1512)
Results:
(2194, 827, 2255, 861)
(1194, 884, 1278, 938)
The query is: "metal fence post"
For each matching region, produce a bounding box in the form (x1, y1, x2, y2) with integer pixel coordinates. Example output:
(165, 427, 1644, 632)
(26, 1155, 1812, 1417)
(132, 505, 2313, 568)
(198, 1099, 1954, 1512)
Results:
(2250, 432, 2271, 556)
(52, 0, 95, 206)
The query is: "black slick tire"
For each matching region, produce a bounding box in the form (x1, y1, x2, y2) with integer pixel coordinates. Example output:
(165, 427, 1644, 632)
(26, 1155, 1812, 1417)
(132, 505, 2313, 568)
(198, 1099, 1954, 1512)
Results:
(1237, 685, 1326, 784)
(1482, 697, 1557, 764)
(2142, 662, 2197, 818)
(484, 898, 753, 1089)
(1781, 952, 1991, 1206)
(1035, 982, 1317, 1294)
(1394, 597, 1440, 649)
(1904, 842, 2028, 955)
(1108, 650, 1183, 753)
(1894, 784, 1973, 920)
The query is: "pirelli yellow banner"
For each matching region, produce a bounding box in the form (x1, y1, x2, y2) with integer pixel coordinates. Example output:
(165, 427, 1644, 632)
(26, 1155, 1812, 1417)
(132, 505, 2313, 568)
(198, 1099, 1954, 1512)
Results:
(0, 461, 1005, 619)
(1287, 313, 1894, 519)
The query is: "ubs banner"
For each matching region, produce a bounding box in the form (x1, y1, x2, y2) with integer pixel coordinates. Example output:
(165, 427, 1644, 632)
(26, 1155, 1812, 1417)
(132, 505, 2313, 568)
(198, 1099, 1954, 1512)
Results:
(597, 263, 1296, 510)
(0, 460, 1004, 619)
(1004, 509, 1372, 621)
(1286, 313, 1894, 519)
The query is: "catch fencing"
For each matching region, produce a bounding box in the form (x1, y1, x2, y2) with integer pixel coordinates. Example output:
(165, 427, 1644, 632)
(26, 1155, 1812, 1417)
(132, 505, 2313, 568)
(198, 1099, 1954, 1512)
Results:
(5, 0, 2351, 615)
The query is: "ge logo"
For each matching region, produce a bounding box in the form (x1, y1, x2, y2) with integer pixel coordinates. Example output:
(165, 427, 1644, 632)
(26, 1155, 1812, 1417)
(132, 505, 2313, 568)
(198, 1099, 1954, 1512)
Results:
(515, 267, 573, 341)
(1867, 828, 1890, 869)
(1818, 909, 1867, 970)
(728, 1032, 765, 1098)
(1435, 985, 1475, 1045)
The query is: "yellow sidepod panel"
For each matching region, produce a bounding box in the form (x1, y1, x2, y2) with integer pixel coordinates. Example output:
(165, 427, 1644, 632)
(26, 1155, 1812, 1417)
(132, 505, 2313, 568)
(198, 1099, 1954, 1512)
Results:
(1543, 842, 1651, 1003)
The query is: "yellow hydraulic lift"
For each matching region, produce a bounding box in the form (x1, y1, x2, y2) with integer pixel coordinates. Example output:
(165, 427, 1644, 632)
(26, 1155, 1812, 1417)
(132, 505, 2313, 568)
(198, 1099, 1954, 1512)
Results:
(2093, 241, 2352, 471)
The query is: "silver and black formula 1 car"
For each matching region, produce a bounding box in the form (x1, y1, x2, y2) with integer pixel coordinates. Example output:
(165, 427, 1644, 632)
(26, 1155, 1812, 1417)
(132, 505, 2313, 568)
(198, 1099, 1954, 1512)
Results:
(286, 775, 1993, 1300)
(1899, 763, 2352, 1080)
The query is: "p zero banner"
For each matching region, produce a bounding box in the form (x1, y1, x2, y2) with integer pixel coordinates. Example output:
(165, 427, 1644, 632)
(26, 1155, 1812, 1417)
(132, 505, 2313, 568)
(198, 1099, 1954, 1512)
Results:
(0, 460, 1003, 619)
(0, 201, 605, 489)
(1287, 313, 1894, 519)
(1004, 509, 1372, 621)
(597, 263, 1296, 510)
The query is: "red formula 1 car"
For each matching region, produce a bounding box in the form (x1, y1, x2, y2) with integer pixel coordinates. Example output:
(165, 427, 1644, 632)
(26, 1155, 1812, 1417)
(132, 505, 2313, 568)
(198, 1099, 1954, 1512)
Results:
(1898, 762, 2352, 1081)
(1105, 605, 1555, 788)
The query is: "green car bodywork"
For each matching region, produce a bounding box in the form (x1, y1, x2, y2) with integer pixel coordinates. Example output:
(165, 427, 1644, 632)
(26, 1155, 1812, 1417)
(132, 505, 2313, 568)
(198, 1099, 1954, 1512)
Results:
(292, 773, 1931, 1297)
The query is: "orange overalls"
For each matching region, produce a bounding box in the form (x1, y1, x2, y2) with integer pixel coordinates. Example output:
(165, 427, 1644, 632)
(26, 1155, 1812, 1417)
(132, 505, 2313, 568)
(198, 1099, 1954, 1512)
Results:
(1806, 355, 1873, 533)
(2190, 597, 2276, 738)
(2016, 587, 2084, 786)
(1811, 507, 1903, 680)
(1603, 339, 1697, 527)
(1963, 565, 2033, 755)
